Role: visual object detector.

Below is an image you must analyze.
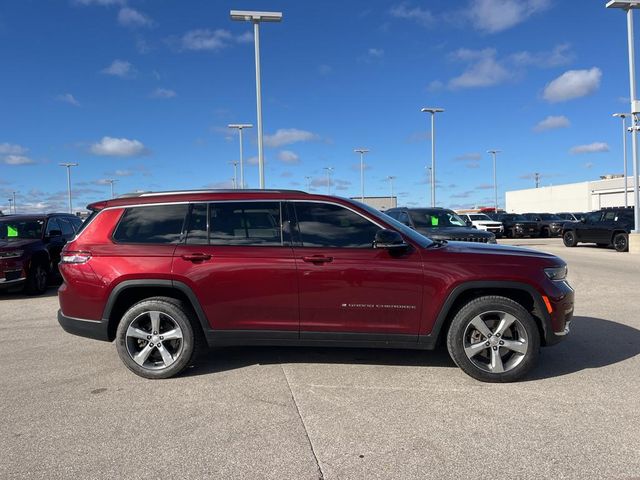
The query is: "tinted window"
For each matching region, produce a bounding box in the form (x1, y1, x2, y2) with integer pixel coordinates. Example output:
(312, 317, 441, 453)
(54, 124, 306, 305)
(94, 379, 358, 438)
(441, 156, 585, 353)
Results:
(113, 204, 187, 244)
(45, 218, 62, 235)
(398, 211, 411, 226)
(69, 216, 83, 232)
(0, 219, 44, 240)
(585, 211, 602, 224)
(603, 211, 617, 221)
(209, 202, 282, 246)
(57, 217, 75, 236)
(294, 202, 379, 248)
(185, 203, 208, 245)
(410, 210, 466, 228)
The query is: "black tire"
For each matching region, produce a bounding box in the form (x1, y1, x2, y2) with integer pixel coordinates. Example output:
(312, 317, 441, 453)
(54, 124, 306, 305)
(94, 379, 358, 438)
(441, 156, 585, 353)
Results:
(505, 228, 513, 238)
(24, 261, 48, 295)
(563, 230, 577, 247)
(613, 233, 629, 252)
(540, 227, 549, 238)
(115, 297, 203, 379)
(446, 296, 540, 383)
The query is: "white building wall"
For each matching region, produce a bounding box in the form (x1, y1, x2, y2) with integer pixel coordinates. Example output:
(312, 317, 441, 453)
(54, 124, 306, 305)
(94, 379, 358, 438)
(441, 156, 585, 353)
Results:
(506, 177, 638, 213)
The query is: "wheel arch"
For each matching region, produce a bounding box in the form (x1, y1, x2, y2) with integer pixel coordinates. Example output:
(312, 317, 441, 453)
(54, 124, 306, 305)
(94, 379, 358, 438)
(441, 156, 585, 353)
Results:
(102, 279, 210, 342)
(422, 281, 551, 348)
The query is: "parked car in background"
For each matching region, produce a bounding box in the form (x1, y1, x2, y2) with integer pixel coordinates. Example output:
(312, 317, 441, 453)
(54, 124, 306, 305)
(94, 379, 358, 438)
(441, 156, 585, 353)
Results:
(489, 213, 540, 238)
(522, 213, 566, 238)
(562, 207, 634, 252)
(385, 207, 496, 243)
(458, 213, 504, 237)
(57, 189, 574, 382)
(0, 213, 83, 294)
(557, 212, 584, 222)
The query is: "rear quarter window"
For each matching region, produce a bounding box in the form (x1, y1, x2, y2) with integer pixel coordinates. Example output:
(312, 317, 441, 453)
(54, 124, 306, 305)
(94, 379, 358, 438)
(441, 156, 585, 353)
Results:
(113, 204, 188, 244)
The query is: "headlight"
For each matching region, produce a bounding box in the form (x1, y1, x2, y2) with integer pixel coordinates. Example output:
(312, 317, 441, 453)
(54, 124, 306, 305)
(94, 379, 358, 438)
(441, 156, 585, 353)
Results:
(0, 250, 23, 259)
(544, 265, 567, 281)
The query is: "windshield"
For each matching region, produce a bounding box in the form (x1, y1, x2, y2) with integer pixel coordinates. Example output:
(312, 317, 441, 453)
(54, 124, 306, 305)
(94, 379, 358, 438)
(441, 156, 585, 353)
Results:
(469, 214, 492, 221)
(409, 210, 467, 228)
(0, 219, 44, 240)
(348, 200, 434, 248)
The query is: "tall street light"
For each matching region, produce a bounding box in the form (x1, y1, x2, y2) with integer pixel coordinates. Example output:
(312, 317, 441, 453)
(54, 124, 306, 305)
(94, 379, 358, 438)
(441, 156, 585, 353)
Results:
(488, 150, 501, 212)
(59, 163, 78, 214)
(607, 0, 640, 236)
(12, 191, 16, 213)
(613, 113, 631, 207)
(387, 176, 396, 207)
(228, 123, 253, 189)
(230, 10, 283, 190)
(8, 198, 13, 214)
(106, 179, 117, 199)
(354, 148, 369, 201)
(305, 176, 312, 192)
(421, 107, 444, 207)
(229, 161, 239, 189)
(323, 167, 334, 195)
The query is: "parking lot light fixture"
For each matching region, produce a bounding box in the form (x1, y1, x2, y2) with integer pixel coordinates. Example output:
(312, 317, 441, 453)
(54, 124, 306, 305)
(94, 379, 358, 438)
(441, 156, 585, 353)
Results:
(421, 107, 444, 207)
(12, 191, 16, 213)
(229, 161, 239, 189)
(607, 0, 640, 233)
(488, 150, 501, 212)
(305, 176, 312, 192)
(230, 10, 283, 190)
(106, 179, 117, 199)
(354, 148, 370, 201)
(228, 124, 253, 189)
(387, 176, 396, 205)
(323, 167, 334, 195)
(59, 163, 78, 213)
(8, 198, 13, 214)
(613, 114, 631, 207)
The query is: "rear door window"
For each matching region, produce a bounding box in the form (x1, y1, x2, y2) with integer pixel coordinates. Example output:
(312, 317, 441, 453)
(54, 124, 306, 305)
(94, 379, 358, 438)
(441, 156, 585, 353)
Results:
(185, 203, 208, 245)
(113, 204, 188, 244)
(209, 202, 283, 246)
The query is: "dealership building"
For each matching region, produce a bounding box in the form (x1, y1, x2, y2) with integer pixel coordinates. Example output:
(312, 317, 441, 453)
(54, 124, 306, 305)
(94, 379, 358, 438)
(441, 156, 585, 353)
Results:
(505, 175, 639, 213)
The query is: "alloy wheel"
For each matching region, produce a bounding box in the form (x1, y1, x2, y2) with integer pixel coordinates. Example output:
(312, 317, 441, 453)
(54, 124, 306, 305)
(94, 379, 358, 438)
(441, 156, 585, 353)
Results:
(125, 311, 184, 370)
(463, 311, 529, 374)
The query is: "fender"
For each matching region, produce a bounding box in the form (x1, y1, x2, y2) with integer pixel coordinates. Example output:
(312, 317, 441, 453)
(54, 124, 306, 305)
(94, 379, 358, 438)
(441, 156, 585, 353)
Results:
(101, 279, 212, 336)
(418, 280, 553, 347)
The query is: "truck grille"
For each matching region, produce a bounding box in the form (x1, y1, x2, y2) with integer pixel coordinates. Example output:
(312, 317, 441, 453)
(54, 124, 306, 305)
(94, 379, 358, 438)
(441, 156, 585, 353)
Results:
(451, 237, 489, 243)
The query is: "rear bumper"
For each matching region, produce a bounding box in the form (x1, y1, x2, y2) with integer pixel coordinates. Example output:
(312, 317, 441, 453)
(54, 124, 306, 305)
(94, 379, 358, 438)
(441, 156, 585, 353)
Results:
(57, 310, 110, 342)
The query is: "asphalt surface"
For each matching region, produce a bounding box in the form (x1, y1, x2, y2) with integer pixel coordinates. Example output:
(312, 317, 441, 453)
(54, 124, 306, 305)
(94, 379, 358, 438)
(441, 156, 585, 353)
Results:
(1, 238, 639, 479)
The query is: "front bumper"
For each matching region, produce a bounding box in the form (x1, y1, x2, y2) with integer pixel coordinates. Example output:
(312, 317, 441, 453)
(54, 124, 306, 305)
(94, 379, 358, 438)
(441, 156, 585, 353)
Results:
(542, 280, 575, 346)
(57, 310, 110, 342)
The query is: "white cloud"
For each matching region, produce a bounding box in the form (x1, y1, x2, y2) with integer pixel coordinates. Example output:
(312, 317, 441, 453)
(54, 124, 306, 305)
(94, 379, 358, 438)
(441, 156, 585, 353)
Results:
(570, 142, 609, 154)
(73, 0, 125, 6)
(368, 48, 384, 58)
(56, 93, 81, 107)
(177, 29, 249, 51)
(449, 48, 510, 89)
(150, 88, 176, 99)
(4, 155, 35, 165)
(101, 59, 134, 78)
(389, 4, 435, 27)
(264, 128, 320, 148)
(0, 143, 28, 155)
(318, 64, 332, 75)
(277, 150, 300, 164)
(90, 137, 147, 157)
(511, 43, 573, 68)
(534, 115, 570, 132)
(118, 7, 154, 28)
(247, 156, 259, 166)
(467, 0, 551, 33)
(543, 67, 602, 103)
(455, 152, 482, 161)
(114, 169, 133, 176)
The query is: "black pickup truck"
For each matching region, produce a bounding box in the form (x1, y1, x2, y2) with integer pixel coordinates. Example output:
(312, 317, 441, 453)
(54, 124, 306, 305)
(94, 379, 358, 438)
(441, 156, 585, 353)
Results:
(488, 213, 540, 238)
(522, 213, 566, 238)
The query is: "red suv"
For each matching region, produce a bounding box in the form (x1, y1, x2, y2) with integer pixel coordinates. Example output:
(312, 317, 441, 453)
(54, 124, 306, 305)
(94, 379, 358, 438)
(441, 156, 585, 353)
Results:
(57, 190, 574, 382)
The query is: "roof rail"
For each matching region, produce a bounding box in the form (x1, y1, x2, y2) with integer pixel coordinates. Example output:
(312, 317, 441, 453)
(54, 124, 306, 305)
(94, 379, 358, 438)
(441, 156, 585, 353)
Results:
(117, 188, 308, 198)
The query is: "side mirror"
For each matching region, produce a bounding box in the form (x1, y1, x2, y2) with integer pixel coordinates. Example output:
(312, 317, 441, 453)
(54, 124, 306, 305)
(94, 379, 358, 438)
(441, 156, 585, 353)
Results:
(374, 229, 408, 250)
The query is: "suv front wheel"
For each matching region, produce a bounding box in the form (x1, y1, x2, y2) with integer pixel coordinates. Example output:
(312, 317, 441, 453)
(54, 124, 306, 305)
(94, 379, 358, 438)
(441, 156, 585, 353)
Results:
(447, 296, 540, 382)
(115, 297, 200, 379)
(563, 230, 577, 247)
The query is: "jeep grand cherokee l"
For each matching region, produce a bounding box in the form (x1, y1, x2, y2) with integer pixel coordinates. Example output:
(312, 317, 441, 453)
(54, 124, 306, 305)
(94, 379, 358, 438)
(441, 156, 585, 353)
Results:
(57, 190, 574, 383)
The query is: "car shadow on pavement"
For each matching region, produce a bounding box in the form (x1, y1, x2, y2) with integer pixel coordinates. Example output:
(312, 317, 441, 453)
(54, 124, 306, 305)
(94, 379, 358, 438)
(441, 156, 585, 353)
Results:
(528, 316, 640, 380)
(184, 344, 457, 378)
(0, 287, 58, 300)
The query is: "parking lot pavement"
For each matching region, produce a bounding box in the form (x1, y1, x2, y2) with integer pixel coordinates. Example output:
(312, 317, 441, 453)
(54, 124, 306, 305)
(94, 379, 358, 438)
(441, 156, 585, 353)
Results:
(1, 238, 639, 480)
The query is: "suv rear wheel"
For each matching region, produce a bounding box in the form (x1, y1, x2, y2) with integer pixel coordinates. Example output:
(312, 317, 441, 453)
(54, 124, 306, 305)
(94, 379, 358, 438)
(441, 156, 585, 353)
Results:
(563, 230, 577, 247)
(446, 296, 540, 382)
(613, 232, 629, 252)
(24, 261, 48, 295)
(115, 297, 200, 379)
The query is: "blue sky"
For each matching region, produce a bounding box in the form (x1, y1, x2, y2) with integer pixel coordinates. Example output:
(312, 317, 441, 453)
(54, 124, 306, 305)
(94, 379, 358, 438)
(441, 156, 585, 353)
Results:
(0, 0, 636, 212)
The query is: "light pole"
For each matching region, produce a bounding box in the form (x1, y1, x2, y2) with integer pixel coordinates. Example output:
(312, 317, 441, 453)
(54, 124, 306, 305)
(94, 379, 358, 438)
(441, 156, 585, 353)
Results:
(323, 167, 334, 195)
(305, 176, 312, 192)
(354, 148, 369, 201)
(8, 198, 13, 214)
(421, 107, 444, 207)
(387, 176, 396, 207)
(425, 166, 432, 205)
(12, 191, 16, 213)
(229, 161, 239, 189)
(228, 123, 253, 189)
(230, 10, 283, 190)
(59, 163, 78, 214)
(613, 113, 630, 207)
(106, 179, 117, 199)
(534, 173, 541, 188)
(607, 0, 640, 235)
(488, 150, 501, 212)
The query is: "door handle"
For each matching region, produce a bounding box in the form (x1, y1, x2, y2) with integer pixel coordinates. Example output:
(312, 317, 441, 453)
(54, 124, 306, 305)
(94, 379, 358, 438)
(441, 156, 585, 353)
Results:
(181, 253, 212, 262)
(302, 255, 333, 264)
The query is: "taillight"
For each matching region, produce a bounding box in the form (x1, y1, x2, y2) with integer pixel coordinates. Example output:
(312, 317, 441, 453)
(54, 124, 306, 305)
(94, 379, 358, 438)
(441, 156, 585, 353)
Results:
(60, 251, 92, 264)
